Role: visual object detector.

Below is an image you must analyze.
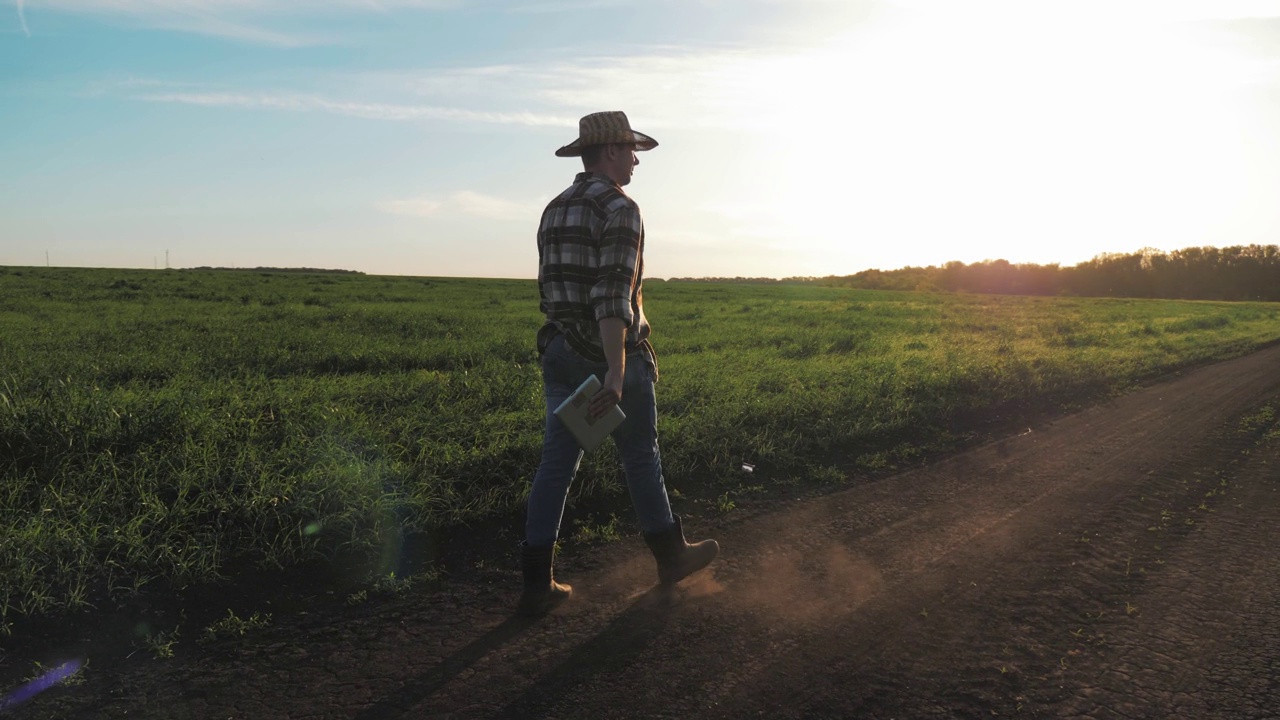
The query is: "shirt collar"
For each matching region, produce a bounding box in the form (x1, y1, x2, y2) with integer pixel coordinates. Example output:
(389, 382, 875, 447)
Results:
(574, 171, 620, 188)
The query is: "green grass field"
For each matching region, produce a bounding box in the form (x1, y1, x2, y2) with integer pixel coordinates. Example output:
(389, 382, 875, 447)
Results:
(2, 266, 1279, 630)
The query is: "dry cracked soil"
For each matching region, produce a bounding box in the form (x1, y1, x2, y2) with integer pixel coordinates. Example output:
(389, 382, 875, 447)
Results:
(5, 343, 1280, 719)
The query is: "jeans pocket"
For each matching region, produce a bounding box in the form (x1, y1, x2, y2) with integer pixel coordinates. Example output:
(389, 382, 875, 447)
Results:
(542, 337, 606, 392)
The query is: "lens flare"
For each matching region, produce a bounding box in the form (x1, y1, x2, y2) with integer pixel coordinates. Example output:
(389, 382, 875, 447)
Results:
(0, 660, 83, 711)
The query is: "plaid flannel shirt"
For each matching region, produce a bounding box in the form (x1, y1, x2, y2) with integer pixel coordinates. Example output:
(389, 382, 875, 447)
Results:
(537, 172, 652, 366)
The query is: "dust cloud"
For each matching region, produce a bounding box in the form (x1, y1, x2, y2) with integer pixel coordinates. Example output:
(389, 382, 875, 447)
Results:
(730, 539, 883, 625)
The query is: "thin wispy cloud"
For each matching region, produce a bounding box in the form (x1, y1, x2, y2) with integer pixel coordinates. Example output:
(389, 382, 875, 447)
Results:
(16, 0, 31, 35)
(24, 0, 461, 45)
(121, 45, 782, 129)
(357, 49, 803, 131)
(153, 13, 321, 47)
(507, 0, 631, 13)
(29, 0, 461, 12)
(137, 89, 574, 125)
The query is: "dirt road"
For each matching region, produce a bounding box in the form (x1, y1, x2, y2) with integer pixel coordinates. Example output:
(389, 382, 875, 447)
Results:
(8, 344, 1280, 719)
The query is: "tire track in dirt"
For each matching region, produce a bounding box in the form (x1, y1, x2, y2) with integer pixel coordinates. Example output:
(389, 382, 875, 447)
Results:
(1050, 434, 1280, 720)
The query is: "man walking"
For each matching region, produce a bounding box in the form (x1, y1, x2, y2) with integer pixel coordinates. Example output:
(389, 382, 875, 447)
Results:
(519, 111, 719, 617)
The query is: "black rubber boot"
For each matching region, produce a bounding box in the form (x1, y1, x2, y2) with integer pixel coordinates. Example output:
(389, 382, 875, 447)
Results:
(643, 515, 719, 586)
(517, 542, 572, 617)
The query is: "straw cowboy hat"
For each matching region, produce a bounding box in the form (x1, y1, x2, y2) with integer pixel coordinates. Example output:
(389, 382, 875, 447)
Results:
(555, 111, 658, 158)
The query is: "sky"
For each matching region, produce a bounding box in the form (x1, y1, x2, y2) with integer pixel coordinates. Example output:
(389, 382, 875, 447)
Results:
(3, 0, 1280, 280)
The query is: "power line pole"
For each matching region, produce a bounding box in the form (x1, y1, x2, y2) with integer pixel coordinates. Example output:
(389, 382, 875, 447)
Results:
(45, 250, 49, 267)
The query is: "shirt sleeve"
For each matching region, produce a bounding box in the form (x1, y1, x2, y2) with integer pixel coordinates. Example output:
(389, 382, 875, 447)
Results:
(591, 203, 643, 327)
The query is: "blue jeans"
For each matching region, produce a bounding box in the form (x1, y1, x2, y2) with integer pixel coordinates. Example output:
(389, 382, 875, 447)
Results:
(525, 334, 675, 547)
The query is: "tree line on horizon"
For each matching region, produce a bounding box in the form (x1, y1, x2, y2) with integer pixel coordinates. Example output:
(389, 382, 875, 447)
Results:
(668, 245, 1280, 302)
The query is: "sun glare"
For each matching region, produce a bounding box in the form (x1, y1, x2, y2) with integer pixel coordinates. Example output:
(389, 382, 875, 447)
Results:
(710, 4, 1271, 274)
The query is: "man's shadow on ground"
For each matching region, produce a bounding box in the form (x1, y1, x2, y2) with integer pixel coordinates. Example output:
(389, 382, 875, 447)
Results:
(353, 585, 677, 720)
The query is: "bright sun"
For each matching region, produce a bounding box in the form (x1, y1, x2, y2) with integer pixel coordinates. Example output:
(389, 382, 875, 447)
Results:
(712, 2, 1267, 274)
